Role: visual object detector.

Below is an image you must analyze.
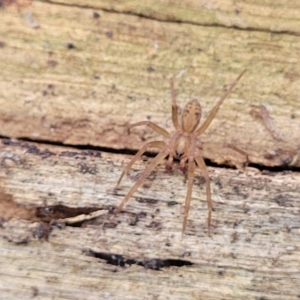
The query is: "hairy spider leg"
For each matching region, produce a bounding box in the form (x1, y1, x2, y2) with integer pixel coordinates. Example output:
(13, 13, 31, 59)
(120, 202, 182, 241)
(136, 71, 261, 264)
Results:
(182, 158, 195, 236)
(194, 156, 212, 236)
(170, 78, 180, 130)
(112, 150, 168, 218)
(115, 141, 166, 189)
(224, 143, 249, 166)
(129, 121, 169, 138)
(196, 70, 246, 135)
(201, 142, 249, 167)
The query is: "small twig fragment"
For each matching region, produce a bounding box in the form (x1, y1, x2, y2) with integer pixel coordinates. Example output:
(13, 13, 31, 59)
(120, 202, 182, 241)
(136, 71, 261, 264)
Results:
(56, 210, 108, 225)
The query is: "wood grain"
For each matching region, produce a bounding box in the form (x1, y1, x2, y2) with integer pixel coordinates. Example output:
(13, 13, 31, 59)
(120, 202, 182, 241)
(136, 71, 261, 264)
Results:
(0, 1, 299, 167)
(0, 1, 300, 299)
(50, 0, 300, 35)
(0, 140, 299, 299)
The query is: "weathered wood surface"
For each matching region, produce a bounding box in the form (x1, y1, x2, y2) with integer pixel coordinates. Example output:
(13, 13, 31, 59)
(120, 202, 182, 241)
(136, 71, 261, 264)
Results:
(0, 0, 299, 167)
(0, 0, 300, 299)
(53, 0, 300, 35)
(0, 141, 300, 300)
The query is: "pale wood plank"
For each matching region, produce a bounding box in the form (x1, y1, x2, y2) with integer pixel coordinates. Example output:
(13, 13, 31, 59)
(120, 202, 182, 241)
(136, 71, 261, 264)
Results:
(1, 1, 300, 299)
(51, 0, 300, 35)
(0, 1, 299, 167)
(0, 140, 299, 299)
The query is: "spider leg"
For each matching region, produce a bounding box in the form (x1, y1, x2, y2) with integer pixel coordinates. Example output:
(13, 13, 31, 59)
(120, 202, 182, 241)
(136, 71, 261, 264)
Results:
(224, 143, 249, 167)
(112, 150, 168, 219)
(129, 121, 169, 138)
(115, 141, 166, 189)
(182, 158, 195, 236)
(170, 77, 180, 130)
(196, 70, 246, 136)
(194, 155, 212, 236)
(202, 141, 249, 168)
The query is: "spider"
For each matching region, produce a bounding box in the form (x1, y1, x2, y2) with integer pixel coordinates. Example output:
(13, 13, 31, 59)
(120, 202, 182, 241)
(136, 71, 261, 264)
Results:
(113, 70, 246, 236)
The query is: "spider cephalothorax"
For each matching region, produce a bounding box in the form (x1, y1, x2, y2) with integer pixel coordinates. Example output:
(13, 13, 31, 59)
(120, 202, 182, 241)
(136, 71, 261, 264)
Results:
(114, 70, 246, 236)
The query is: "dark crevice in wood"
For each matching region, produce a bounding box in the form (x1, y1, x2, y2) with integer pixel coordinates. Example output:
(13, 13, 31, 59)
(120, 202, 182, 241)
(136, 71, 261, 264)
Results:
(0, 188, 106, 231)
(1, 136, 299, 173)
(84, 249, 193, 270)
(36, 205, 102, 223)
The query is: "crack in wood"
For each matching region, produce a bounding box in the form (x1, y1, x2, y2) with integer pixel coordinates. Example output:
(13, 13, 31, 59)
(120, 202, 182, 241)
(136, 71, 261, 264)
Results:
(85, 249, 193, 271)
(2, 137, 298, 172)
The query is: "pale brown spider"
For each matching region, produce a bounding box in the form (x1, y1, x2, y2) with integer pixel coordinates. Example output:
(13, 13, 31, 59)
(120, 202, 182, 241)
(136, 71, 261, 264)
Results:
(114, 70, 246, 236)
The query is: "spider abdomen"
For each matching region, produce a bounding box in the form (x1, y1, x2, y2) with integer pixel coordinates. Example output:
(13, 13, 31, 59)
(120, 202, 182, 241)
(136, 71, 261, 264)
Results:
(181, 99, 202, 133)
